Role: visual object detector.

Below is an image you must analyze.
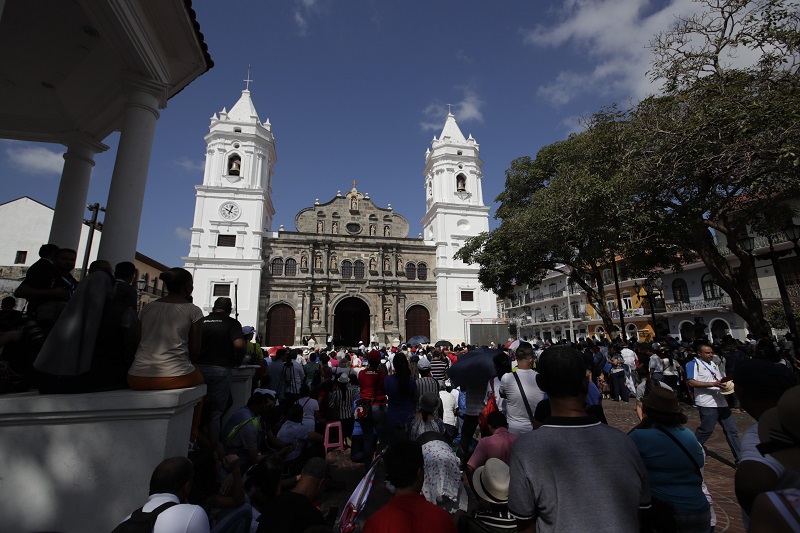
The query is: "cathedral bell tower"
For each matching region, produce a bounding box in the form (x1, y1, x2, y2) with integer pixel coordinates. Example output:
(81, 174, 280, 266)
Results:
(421, 112, 497, 343)
(183, 86, 276, 329)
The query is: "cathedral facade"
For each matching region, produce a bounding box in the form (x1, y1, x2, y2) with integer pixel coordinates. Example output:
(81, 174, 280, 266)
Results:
(184, 89, 496, 346)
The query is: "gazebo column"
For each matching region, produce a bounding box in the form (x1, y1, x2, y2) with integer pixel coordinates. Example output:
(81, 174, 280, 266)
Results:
(98, 82, 165, 266)
(48, 134, 107, 250)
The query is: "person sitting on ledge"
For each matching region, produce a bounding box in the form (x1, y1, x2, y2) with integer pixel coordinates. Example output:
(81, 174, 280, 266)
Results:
(34, 263, 135, 394)
(127, 267, 205, 443)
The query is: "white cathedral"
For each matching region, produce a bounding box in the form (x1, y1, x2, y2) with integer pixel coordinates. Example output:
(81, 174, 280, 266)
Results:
(183, 89, 497, 346)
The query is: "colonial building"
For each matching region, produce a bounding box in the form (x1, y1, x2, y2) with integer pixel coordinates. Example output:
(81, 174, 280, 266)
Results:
(0, 196, 168, 309)
(184, 89, 498, 345)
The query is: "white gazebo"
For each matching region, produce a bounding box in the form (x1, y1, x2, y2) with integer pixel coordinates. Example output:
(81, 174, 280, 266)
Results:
(0, 0, 213, 266)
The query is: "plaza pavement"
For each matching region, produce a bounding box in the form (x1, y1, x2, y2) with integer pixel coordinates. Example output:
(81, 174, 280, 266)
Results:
(316, 398, 751, 532)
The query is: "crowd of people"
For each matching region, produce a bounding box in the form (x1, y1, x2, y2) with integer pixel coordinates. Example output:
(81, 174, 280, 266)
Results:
(2, 245, 800, 532)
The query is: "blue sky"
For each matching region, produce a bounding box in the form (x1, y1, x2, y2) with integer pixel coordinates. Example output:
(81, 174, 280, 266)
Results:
(0, 0, 701, 266)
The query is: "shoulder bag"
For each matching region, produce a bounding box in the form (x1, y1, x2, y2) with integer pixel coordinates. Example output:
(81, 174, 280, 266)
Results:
(512, 372, 536, 426)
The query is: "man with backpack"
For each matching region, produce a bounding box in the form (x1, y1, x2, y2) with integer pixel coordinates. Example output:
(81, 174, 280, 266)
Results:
(112, 456, 209, 532)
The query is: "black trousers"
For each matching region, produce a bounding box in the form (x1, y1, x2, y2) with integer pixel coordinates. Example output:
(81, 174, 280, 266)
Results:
(610, 371, 629, 402)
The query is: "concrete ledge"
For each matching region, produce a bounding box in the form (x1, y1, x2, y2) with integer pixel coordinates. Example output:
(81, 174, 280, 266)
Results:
(0, 385, 206, 533)
(224, 365, 258, 425)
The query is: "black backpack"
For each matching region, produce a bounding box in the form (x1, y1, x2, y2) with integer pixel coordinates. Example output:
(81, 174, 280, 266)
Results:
(110, 501, 177, 533)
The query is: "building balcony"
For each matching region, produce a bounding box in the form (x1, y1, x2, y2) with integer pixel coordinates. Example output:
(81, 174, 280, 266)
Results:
(715, 232, 791, 256)
(513, 309, 590, 326)
(665, 296, 732, 313)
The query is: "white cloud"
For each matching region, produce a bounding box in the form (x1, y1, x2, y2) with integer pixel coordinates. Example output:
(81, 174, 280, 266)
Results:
(456, 50, 472, 64)
(420, 89, 485, 131)
(174, 227, 192, 240)
(293, 0, 321, 36)
(522, 0, 698, 106)
(173, 156, 204, 173)
(560, 114, 588, 135)
(294, 10, 309, 36)
(5, 144, 64, 175)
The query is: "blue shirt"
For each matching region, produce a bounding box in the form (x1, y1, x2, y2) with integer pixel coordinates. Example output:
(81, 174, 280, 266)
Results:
(629, 424, 709, 514)
(383, 375, 417, 425)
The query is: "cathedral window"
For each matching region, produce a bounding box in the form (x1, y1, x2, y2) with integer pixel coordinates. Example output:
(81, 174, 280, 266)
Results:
(417, 262, 428, 280)
(217, 234, 236, 247)
(271, 258, 284, 276)
(341, 260, 353, 279)
(284, 258, 297, 276)
(213, 284, 231, 297)
(460, 290, 474, 302)
(406, 262, 416, 280)
(354, 261, 365, 279)
(456, 173, 467, 192)
(227, 154, 241, 176)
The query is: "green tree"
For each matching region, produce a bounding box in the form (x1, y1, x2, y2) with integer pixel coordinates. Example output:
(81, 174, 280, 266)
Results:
(456, 111, 683, 334)
(628, 0, 800, 337)
(766, 303, 800, 330)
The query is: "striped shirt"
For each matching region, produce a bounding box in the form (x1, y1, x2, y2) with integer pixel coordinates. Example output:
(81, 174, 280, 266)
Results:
(430, 358, 449, 382)
(328, 385, 357, 420)
(416, 376, 441, 400)
(470, 510, 517, 531)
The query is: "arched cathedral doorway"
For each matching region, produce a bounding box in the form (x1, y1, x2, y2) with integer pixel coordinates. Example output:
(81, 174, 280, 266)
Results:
(405, 305, 430, 341)
(334, 297, 370, 347)
(265, 304, 295, 346)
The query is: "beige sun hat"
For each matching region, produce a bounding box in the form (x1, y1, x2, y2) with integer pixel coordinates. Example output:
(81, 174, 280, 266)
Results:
(719, 380, 735, 395)
(472, 458, 510, 505)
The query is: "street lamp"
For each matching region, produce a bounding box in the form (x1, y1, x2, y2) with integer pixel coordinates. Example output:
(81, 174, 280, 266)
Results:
(634, 276, 663, 342)
(136, 276, 147, 312)
(737, 236, 756, 255)
(784, 221, 800, 257)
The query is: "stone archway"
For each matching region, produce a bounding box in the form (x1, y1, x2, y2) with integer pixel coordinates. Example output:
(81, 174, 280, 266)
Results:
(679, 321, 695, 343)
(265, 304, 295, 346)
(334, 297, 370, 347)
(710, 319, 730, 342)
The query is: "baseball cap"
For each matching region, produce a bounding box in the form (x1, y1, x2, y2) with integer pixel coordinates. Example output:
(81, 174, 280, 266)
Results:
(417, 357, 431, 370)
(242, 326, 255, 335)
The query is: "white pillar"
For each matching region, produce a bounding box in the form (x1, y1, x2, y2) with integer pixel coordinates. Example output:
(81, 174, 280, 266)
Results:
(48, 135, 107, 250)
(98, 83, 164, 266)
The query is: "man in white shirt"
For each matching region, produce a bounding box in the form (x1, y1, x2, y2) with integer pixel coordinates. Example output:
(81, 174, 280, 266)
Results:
(116, 456, 209, 532)
(500, 342, 545, 435)
(686, 344, 741, 462)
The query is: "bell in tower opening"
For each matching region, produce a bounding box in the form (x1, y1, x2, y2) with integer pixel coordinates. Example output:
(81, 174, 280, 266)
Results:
(456, 173, 467, 192)
(228, 155, 241, 176)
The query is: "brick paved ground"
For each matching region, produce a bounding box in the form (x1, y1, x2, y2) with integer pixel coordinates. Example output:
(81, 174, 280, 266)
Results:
(315, 399, 754, 532)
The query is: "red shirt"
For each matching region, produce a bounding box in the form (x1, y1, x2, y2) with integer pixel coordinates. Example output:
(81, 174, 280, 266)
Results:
(358, 368, 387, 402)
(362, 493, 457, 533)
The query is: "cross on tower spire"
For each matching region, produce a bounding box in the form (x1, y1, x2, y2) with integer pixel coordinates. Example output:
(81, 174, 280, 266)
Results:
(446, 103, 453, 115)
(244, 65, 253, 91)
(351, 180, 357, 188)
